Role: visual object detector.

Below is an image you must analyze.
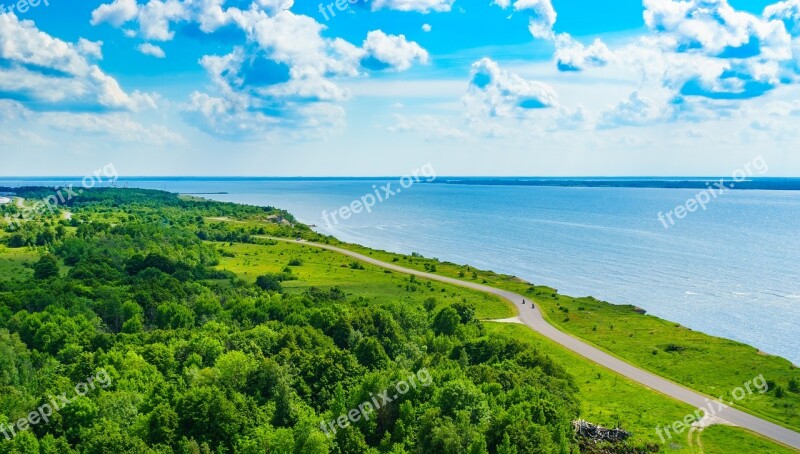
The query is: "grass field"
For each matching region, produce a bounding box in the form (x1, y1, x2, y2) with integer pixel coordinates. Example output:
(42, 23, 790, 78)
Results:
(0, 226, 38, 281)
(209, 234, 798, 453)
(213, 240, 515, 320)
(486, 323, 797, 453)
(700, 424, 797, 453)
(0, 244, 36, 281)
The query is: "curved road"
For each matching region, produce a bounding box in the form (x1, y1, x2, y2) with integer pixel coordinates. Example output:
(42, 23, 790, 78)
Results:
(269, 237, 800, 450)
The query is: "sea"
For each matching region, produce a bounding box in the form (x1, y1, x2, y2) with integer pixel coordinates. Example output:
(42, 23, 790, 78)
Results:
(2, 177, 799, 365)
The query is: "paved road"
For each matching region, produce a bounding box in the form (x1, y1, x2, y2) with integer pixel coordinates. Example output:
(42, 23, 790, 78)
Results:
(268, 237, 800, 450)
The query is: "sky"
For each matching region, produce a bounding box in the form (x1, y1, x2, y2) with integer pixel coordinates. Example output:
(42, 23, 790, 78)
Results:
(1, 0, 800, 176)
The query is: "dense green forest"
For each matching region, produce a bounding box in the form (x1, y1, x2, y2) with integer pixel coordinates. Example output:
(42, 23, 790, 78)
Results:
(0, 188, 582, 453)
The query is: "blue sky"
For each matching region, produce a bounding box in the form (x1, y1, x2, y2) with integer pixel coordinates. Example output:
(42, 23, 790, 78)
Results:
(1, 0, 800, 176)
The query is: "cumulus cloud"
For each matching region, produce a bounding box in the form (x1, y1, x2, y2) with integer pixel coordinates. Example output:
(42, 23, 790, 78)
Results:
(91, 0, 139, 27)
(361, 30, 429, 71)
(644, 0, 791, 58)
(371, 0, 455, 13)
(138, 42, 166, 57)
(494, 0, 557, 39)
(77, 38, 104, 59)
(90, 0, 270, 41)
(765, 0, 800, 35)
(89, 1, 431, 138)
(588, 0, 800, 120)
(0, 14, 155, 112)
(463, 58, 558, 118)
(555, 34, 615, 71)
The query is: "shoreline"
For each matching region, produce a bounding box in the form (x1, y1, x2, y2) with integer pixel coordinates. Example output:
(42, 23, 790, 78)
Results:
(306, 224, 798, 367)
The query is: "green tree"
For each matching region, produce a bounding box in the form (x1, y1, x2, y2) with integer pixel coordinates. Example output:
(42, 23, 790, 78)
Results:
(256, 274, 283, 293)
(354, 337, 390, 369)
(433, 307, 461, 336)
(33, 254, 60, 279)
(148, 403, 179, 446)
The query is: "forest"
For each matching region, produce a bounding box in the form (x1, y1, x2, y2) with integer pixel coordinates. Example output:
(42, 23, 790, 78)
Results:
(0, 188, 581, 453)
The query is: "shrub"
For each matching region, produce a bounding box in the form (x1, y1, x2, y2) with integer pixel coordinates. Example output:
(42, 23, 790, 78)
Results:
(255, 274, 283, 293)
(33, 255, 60, 280)
(789, 377, 799, 393)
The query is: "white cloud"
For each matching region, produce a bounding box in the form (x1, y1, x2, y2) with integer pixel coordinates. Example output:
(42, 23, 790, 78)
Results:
(361, 30, 429, 71)
(138, 42, 166, 58)
(46, 112, 184, 145)
(599, 91, 672, 128)
(0, 100, 29, 121)
(0, 14, 155, 112)
(463, 58, 558, 118)
(137, 0, 189, 41)
(422, 23, 432, 32)
(89, 2, 431, 139)
(77, 38, 104, 59)
(643, 0, 791, 58)
(371, 0, 454, 13)
(555, 34, 615, 71)
(765, 0, 800, 35)
(494, 0, 556, 39)
(90, 0, 282, 42)
(91, 0, 139, 27)
(182, 91, 344, 140)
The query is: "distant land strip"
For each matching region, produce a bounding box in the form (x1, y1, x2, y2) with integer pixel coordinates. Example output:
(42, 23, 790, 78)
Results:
(433, 178, 800, 190)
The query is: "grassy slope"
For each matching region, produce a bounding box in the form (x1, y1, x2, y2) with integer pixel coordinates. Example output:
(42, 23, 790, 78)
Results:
(210, 233, 797, 453)
(213, 241, 515, 320)
(487, 323, 797, 454)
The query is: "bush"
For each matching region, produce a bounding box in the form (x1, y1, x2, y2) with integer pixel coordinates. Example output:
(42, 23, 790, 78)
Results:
(287, 258, 303, 266)
(33, 255, 60, 280)
(6, 233, 25, 248)
(255, 274, 283, 293)
(775, 385, 786, 398)
(789, 377, 799, 393)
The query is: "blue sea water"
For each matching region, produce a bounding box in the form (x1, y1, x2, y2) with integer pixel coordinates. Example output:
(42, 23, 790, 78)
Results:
(3, 177, 799, 364)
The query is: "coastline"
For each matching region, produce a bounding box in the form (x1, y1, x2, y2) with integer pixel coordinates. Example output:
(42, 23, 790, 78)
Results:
(293, 230, 800, 433)
(261, 235, 800, 449)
